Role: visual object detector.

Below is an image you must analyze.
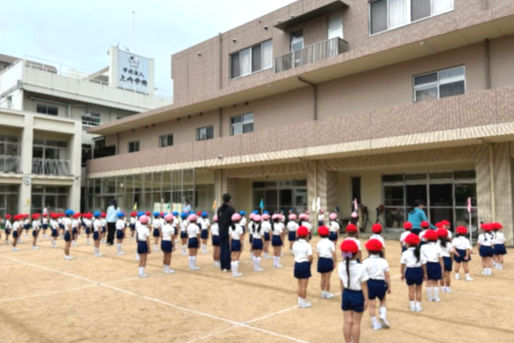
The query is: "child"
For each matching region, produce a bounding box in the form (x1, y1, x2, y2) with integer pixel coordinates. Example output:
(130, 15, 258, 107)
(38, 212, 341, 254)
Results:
(92, 211, 103, 257)
(84, 213, 93, 245)
(420, 229, 443, 302)
(400, 233, 425, 312)
(400, 222, 412, 252)
(229, 213, 244, 277)
(316, 225, 336, 299)
(63, 210, 74, 260)
(318, 209, 325, 226)
(200, 212, 210, 254)
(478, 223, 494, 276)
(161, 214, 176, 274)
(41, 213, 49, 238)
(4, 214, 12, 244)
(31, 213, 41, 250)
(262, 213, 271, 258)
(327, 212, 340, 243)
(492, 222, 506, 269)
(286, 213, 298, 250)
(438, 228, 453, 293)
(418, 220, 431, 244)
(187, 214, 201, 271)
(71, 213, 81, 247)
(293, 226, 313, 308)
(116, 212, 126, 255)
(152, 212, 162, 252)
(50, 213, 59, 248)
(136, 215, 151, 278)
(345, 223, 362, 262)
(23, 214, 31, 239)
(363, 238, 390, 330)
(299, 214, 312, 240)
(339, 239, 369, 343)
(250, 214, 264, 272)
(12, 214, 21, 251)
(453, 226, 473, 281)
(180, 212, 189, 255)
(271, 213, 285, 268)
(370, 223, 386, 258)
(129, 211, 137, 240)
(100, 212, 107, 243)
(211, 215, 220, 267)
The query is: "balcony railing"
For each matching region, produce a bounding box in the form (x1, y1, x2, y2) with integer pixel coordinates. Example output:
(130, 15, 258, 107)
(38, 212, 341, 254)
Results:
(0, 156, 20, 173)
(275, 37, 349, 73)
(32, 158, 71, 176)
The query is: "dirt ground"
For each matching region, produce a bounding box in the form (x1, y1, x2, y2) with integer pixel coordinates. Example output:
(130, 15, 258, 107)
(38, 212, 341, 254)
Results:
(0, 232, 513, 343)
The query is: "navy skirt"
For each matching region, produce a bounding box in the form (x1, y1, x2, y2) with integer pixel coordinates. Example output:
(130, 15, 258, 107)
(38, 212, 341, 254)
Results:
(411, 228, 421, 236)
(294, 261, 311, 279)
(211, 235, 220, 246)
(443, 256, 452, 272)
(317, 257, 334, 273)
(405, 267, 423, 285)
(200, 229, 209, 239)
(24, 224, 31, 230)
(161, 240, 172, 253)
(328, 232, 338, 241)
(116, 230, 124, 240)
(137, 241, 148, 254)
(188, 237, 199, 249)
(264, 232, 270, 241)
(288, 231, 296, 241)
(271, 235, 282, 247)
(93, 231, 100, 241)
(367, 279, 387, 300)
(426, 262, 442, 280)
(479, 245, 494, 257)
(252, 238, 263, 250)
(454, 248, 470, 263)
(153, 228, 160, 237)
(5, 229, 10, 235)
(494, 244, 507, 255)
(64, 231, 71, 242)
(342, 289, 365, 312)
(231, 239, 241, 252)
(59, 224, 65, 230)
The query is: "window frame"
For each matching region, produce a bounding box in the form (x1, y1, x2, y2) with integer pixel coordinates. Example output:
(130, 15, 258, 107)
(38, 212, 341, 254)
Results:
(230, 40, 273, 80)
(158, 134, 174, 148)
(328, 14, 344, 40)
(412, 65, 466, 103)
(128, 140, 140, 153)
(36, 103, 59, 116)
(230, 113, 254, 136)
(196, 126, 214, 141)
(82, 112, 101, 127)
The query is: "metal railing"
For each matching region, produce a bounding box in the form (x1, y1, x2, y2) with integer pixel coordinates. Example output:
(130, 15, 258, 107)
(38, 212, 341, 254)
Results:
(32, 158, 71, 176)
(0, 156, 20, 173)
(275, 37, 349, 73)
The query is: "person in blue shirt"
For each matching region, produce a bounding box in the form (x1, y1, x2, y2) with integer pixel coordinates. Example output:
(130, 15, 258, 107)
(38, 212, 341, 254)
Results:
(407, 200, 435, 235)
(183, 200, 192, 214)
(105, 199, 120, 246)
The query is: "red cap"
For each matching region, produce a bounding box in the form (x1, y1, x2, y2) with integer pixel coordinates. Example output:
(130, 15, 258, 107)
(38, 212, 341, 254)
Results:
(371, 223, 382, 234)
(456, 226, 468, 235)
(5, 214, 11, 219)
(365, 238, 383, 252)
(435, 222, 443, 229)
(73, 213, 81, 219)
(101, 212, 106, 218)
(145, 211, 151, 216)
(404, 233, 420, 246)
(130, 211, 137, 217)
(420, 221, 430, 228)
(492, 222, 503, 230)
(437, 228, 448, 238)
(345, 223, 357, 233)
(297, 226, 309, 237)
(441, 220, 450, 226)
(317, 225, 329, 237)
(340, 239, 359, 253)
(403, 221, 412, 230)
(197, 211, 202, 216)
(424, 229, 438, 241)
(31, 213, 40, 219)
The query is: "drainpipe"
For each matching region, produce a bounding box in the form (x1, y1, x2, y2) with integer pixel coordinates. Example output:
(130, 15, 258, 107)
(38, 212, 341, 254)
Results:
(484, 39, 491, 90)
(487, 143, 496, 221)
(219, 33, 223, 90)
(218, 107, 223, 137)
(298, 76, 318, 121)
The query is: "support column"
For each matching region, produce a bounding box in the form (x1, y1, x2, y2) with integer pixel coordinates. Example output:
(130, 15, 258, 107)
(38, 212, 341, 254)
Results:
(18, 115, 33, 214)
(68, 121, 82, 210)
(214, 169, 237, 210)
(307, 161, 338, 227)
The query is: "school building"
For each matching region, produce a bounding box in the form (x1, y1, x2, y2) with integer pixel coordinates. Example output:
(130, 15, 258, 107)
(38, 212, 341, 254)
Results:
(86, 0, 514, 245)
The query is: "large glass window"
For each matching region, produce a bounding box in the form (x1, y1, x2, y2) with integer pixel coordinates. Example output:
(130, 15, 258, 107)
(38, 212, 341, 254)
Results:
(36, 103, 58, 116)
(0, 185, 19, 217)
(0, 135, 20, 173)
(414, 65, 465, 102)
(158, 134, 173, 148)
(230, 40, 272, 79)
(32, 139, 69, 175)
(196, 126, 214, 141)
(128, 141, 139, 153)
(31, 186, 68, 213)
(290, 30, 304, 52)
(230, 113, 254, 136)
(82, 112, 101, 127)
(252, 179, 307, 214)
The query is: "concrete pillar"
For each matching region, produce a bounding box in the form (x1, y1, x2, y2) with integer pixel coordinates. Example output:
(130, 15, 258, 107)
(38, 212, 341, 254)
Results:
(307, 161, 338, 227)
(18, 115, 33, 214)
(68, 121, 82, 210)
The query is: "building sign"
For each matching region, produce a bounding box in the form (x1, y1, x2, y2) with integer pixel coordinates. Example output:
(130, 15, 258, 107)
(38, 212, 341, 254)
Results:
(117, 50, 150, 94)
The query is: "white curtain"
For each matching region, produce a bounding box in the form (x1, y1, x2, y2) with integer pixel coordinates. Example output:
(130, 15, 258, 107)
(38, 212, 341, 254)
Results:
(432, 0, 454, 16)
(328, 15, 343, 39)
(261, 40, 273, 69)
(239, 48, 251, 76)
(388, 0, 410, 29)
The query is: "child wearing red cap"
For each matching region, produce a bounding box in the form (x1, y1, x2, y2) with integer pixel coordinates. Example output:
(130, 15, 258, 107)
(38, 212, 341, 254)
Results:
(211, 215, 221, 267)
(400, 222, 412, 252)
(129, 212, 137, 241)
(420, 230, 443, 302)
(316, 226, 336, 299)
(293, 226, 313, 308)
(261, 214, 271, 259)
(452, 226, 473, 281)
(492, 223, 506, 269)
(400, 233, 426, 312)
(339, 239, 369, 343)
(50, 213, 59, 248)
(12, 214, 22, 251)
(478, 223, 494, 276)
(363, 238, 390, 330)
(229, 213, 244, 276)
(41, 213, 49, 238)
(345, 223, 362, 262)
(418, 221, 431, 246)
(370, 223, 386, 258)
(437, 228, 453, 293)
(83, 213, 93, 245)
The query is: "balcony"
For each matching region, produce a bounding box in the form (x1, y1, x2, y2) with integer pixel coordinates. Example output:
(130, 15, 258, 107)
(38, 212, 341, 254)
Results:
(32, 158, 71, 176)
(275, 37, 349, 73)
(0, 156, 20, 173)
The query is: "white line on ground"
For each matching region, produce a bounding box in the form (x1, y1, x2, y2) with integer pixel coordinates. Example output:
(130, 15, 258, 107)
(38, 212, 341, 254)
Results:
(0, 285, 95, 304)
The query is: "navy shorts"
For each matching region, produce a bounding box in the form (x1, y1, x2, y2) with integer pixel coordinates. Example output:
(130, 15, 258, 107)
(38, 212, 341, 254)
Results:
(441, 256, 452, 271)
(93, 231, 100, 241)
(454, 248, 470, 263)
(411, 228, 421, 236)
(342, 289, 365, 312)
(328, 232, 338, 241)
(211, 235, 220, 246)
(180, 231, 187, 239)
(405, 267, 423, 286)
(367, 279, 387, 300)
(426, 262, 442, 280)
(13, 231, 19, 239)
(64, 231, 71, 242)
(402, 245, 407, 253)
(116, 230, 124, 240)
(101, 226, 106, 233)
(59, 224, 65, 230)
(288, 231, 296, 241)
(153, 228, 160, 237)
(318, 220, 324, 226)
(479, 245, 494, 258)
(252, 238, 263, 250)
(317, 257, 334, 273)
(24, 224, 31, 230)
(5, 229, 10, 235)
(129, 223, 136, 231)
(32, 230, 38, 237)
(137, 241, 148, 254)
(85, 227, 91, 234)
(188, 237, 199, 249)
(161, 240, 172, 253)
(294, 261, 311, 279)
(201, 229, 209, 239)
(494, 244, 507, 255)
(231, 239, 242, 252)
(271, 235, 282, 247)
(42, 224, 48, 229)
(264, 232, 270, 241)
(51, 229, 58, 237)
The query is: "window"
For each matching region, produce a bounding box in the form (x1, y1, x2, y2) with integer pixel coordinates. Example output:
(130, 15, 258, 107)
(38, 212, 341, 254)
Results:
(230, 40, 272, 79)
(0, 135, 20, 173)
(413, 65, 465, 102)
(82, 112, 101, 127)
(291, 30, 304, 52)
(32, 139, 69, 175)
(370, 0, 454, 34)
(230, 113, 254, 136)
(36, 103, 58, 116)
(328, 15, 344, 39)
(158, 134, 173, 148)
(196, 126, 214, 141)
(128, 141, 140, 153)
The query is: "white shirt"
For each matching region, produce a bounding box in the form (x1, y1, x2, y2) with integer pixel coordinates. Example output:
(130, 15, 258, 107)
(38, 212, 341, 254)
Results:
(210, 223, 219, 236)
(478, 233, 493, 247)
(419, 230, 427, 242)
(493, 232, 506, 245)
(153, 218, 163, 229)
(116, 219, 125, 230)
(13, 221, 21, 231)
(287, 221, 298, 232)
(452, 236, 471, 250)
(42, 217, 48, 225)
(262, 221, 271, 233)
(229, 224, 244, 240)
(130, 217, 136, 225)
(63, 217, 72, 232)
(240, 217, 247, 227)
(438, 241, 453, 258)
(346, 237, 362, 251)
(272, 222, 284, 235)
(401, 247, 426, 268)
(100, 218, 107, 227)
(71, 219, 79, 229)
(400, 231, 410, 246)
(317, 238, 335, 259)
(362, 255, 389, 280)
(318, 214, 325, 222)
(301, 221, 312, 232)
(292, 239, 313, 263)
(50, 220, 58, 230)
(5, 219, 12, 229)
(338, 260, 369, 291)
(32, 220, 40, 230)
(421, 242, 442, 263)
(328, 220, 340, 232)
(250, 222, 263, 239)
(369, 234, 386, 247)
(83, 218, 91, 229)
(180, 220, 189, 233)
(187, 223, 200, 238)
(201, 218, 210, 230)
(93, 219, 102, 232)
(162, 223, 176, 241)
(136, 224, 150, 241)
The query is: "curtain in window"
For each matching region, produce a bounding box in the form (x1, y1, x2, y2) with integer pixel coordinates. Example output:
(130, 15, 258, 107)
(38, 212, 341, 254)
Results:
(411, 0, 431, 21)
(239, 48, 251, 76)
(370, 0, 387, 34)
(389, 0, 410, 28)
(328, 15, 343, 39)
(252, 44, 262, 72)
(432, 0, 454, 15)
(261, 40, 273, 69)
(230, 53, 240, 78)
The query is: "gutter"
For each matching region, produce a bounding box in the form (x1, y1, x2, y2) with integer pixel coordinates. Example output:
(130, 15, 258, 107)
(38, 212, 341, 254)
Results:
(298, 76, 318, 121)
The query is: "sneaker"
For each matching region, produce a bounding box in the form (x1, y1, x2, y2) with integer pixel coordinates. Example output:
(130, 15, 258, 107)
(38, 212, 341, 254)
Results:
(433, 297, 441, 303)
(466, 275, 474, 281)
(165, 269, 175, 274)
(117, 251, 125, 255)
(481, 270, 487, 275)
(95, 253, 103, 257)
(254, 267, 264, 272)
(372, 322, 383, 330)
(415, 304, 423, 312)
(274, 264, 283, 268)
(12, 247, 19, 252)
(446, 288, 452, 294)
(455, 273, 460, 280)
(222, 269, 228, 273)
(232, 272, 243, 277)
(190, 266, 200, 271)
(409, 303, 416, 312)
(300, 301, 312, 308)
(379, 316, 390, 328)
(32, 246, 39, 250)
(325, 292, 335, 299)
(139, 273, 148, 278)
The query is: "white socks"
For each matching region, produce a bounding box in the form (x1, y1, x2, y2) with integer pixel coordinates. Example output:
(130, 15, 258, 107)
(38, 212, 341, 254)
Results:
(201, 244, 207, 253)
(189, 256, 199, 270)
(231, 261, 242, 276)
(409, 301, 416, 311)
(297, 297, 311, 308)
(182, 245, 187, 255)
(466, 273, 474, 281)
(138, 266, 144, 274)
(371, 316, 382, 330)
(273, 256, 282, 267)
(116, 243, 122, 253)
(415, 301, 422, 312)
(253, 256, 262, 271)
(163, 264, 174, 274)
(426, 287, 433, 301)
(433, 287, 440, 301)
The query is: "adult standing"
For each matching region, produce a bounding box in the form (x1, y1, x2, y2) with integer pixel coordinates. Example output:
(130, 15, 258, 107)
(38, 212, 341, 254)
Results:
(106, 199, 120, 246)
(217, 193, 235, 272)
(407, 200, 435, 235)
(183, 200, 191, 214)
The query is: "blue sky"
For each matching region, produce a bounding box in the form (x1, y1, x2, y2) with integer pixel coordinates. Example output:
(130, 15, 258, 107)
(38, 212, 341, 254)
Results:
(0, 0, 295, 99)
